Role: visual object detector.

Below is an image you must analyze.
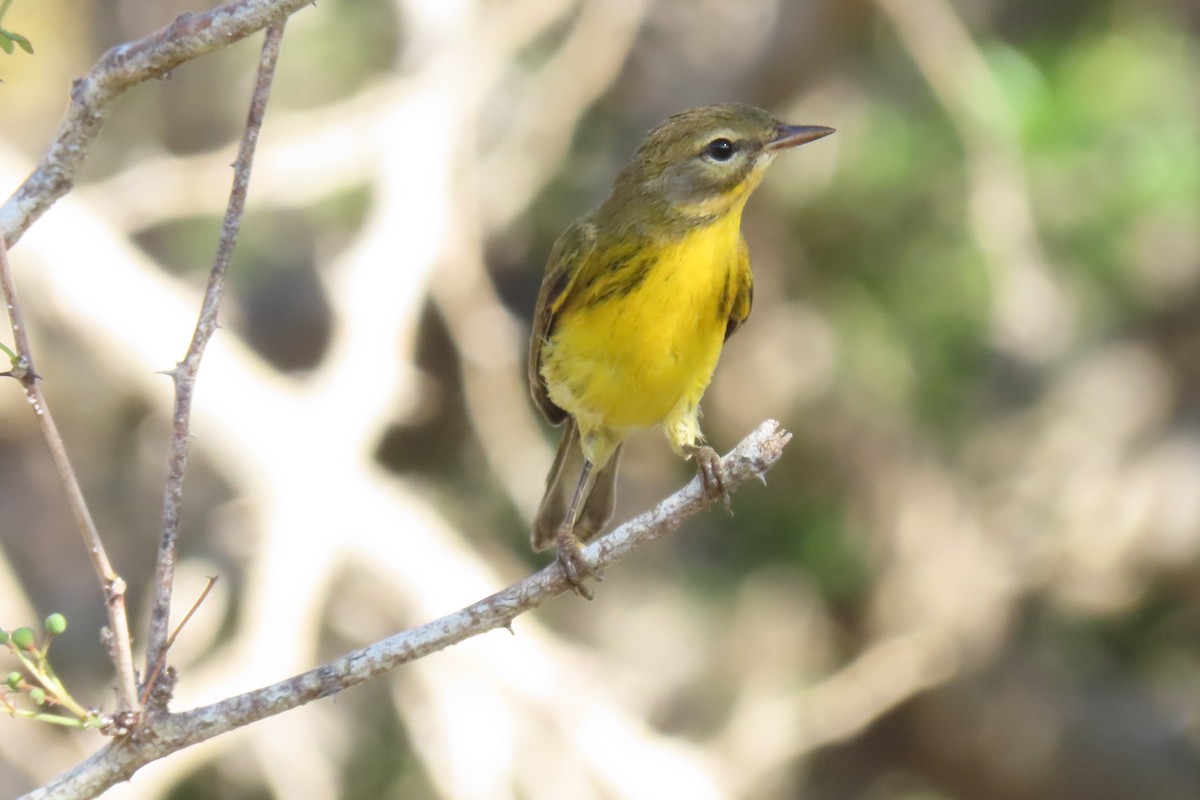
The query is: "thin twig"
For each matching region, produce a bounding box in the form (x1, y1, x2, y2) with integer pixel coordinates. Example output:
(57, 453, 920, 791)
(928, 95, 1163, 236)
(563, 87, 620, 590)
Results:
(140, 576, 218, 709)
(0, 233, 140, 716)
(0, 0, 313, 247)
(142, 21, 286, 712)
(23, 420, 792, 800)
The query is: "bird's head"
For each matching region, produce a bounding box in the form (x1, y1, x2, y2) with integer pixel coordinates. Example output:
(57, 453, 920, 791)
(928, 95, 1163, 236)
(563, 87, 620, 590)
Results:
(609, 103, 834, 225)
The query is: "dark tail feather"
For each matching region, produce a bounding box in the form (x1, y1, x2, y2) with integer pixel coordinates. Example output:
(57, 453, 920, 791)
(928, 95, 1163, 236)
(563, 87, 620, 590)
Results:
(578, 442, 622, 542)
(532, 421, 622, 550)
(532, 421, 581, 551)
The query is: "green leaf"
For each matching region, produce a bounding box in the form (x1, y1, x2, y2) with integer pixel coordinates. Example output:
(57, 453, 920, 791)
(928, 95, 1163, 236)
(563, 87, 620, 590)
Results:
(7, 30, 30, 54)
(0, 34, 13, 55)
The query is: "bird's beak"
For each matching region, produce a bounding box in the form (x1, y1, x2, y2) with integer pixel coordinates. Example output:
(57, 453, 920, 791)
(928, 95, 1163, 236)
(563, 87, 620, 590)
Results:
(765, 124, 836, 151)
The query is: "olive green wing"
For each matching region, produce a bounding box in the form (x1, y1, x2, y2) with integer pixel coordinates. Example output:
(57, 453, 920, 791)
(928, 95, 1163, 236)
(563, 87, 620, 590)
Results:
(724, 235, 754, 341)
(528, 220, 599, 425)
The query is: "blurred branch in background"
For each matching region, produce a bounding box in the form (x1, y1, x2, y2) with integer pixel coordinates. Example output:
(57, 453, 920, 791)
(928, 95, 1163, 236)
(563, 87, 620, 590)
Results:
(877, 0, 1073, 364)
(0, 0, 1199, 798)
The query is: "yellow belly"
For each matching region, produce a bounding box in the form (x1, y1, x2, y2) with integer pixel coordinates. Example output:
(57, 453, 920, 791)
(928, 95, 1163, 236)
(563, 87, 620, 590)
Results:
(541, 219, 742, 459)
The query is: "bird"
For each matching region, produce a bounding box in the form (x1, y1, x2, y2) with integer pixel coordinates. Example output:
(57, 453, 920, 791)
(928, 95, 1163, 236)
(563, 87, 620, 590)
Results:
(527, 103, 834, 597)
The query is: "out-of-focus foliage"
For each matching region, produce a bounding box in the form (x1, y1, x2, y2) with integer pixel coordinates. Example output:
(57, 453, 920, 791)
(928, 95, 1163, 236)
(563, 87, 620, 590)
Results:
(1, 0, 1200, 798)
(0, 0, 34, 57)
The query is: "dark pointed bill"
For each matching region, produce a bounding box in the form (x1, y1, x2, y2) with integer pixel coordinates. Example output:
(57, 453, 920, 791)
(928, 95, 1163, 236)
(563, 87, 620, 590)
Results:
(765, 124, 836, 151)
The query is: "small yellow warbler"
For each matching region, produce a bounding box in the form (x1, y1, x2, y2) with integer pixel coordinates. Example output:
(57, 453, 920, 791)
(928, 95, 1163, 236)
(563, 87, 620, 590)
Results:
(528, 103, 833, 596)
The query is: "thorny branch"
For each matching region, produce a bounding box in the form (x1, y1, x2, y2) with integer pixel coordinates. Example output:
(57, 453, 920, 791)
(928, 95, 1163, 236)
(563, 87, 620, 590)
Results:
(142, 21, 287, 711)
(0, 0, 313, 247)
(0, 0, 313, 750)
(22, 420, 792, 800)
(0, 231, 141, 716)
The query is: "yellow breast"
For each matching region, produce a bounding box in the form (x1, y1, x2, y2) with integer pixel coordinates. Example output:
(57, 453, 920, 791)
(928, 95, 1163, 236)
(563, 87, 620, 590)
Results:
(541, 212, 745, 441)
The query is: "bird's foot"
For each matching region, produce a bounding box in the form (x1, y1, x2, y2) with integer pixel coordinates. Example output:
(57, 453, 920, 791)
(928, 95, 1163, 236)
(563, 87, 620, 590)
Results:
(556, 528, 603, 600)
(684, 444, 731, 513)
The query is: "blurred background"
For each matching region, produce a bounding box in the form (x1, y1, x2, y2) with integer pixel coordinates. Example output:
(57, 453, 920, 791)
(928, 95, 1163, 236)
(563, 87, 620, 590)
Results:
(1, 0, 1199, 797)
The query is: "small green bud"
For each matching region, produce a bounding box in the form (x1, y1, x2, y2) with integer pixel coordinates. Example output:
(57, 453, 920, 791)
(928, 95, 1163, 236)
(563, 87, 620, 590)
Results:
(29, 687, 45, 705)
(0, 628, 8, 645)
(44, 613, 67, 636)
(10, 627, 35, 650)
(6, 671, 21, 690)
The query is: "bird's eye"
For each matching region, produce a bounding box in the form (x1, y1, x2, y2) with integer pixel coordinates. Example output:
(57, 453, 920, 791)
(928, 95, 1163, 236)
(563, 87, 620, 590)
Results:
(704, 138, 735, 162)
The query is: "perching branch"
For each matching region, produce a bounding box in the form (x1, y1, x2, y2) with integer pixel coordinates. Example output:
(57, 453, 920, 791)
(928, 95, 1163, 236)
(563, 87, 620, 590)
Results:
(142, 20, 286, 712)
(0, 0, 313, 247)
(0, 235, 141, 720)
(22, 420, 791, 800)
